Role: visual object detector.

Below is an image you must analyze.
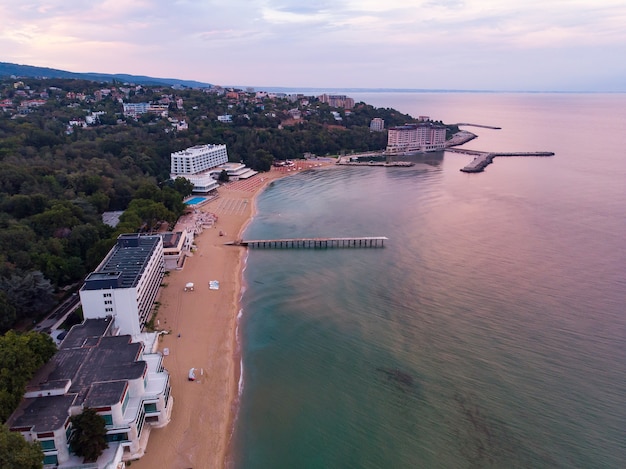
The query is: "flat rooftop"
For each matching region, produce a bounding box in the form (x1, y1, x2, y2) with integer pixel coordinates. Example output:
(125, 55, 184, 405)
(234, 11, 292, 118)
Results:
(171, 143, 226, 156)
(8, 395, 77, 433)
(84, 234, 160, 290)
(161, 231, 183, 249)
(9, 319, 147, 433)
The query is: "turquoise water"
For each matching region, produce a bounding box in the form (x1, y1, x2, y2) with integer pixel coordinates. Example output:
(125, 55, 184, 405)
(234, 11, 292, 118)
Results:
(231, 94, 626, 468)
(185, 196, 207, 205)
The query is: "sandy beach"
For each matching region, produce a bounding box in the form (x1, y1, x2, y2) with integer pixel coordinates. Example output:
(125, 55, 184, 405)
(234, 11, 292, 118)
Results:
(133, 162, 331, 469)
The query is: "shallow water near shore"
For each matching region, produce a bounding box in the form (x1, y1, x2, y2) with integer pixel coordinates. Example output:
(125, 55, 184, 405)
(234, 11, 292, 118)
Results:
(231, 93, 626, 468)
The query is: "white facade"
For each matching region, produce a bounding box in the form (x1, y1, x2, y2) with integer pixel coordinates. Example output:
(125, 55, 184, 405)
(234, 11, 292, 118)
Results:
(170, 144, 229, 193)
(8, 318, 172, 468)
(122, 102, 149, 118)
(386, 123, 447, 154)
(178, 173, 220, 193)
(370, 117, 385, 132)
(80, 234, 164, 337)
(214, 162, 258, 181)
(122, 102, 169, 118)
(170, 144, 228, 175)
(160, 230, 194, 270)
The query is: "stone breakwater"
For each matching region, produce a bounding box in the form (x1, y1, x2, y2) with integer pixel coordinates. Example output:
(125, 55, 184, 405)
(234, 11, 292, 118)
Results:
(445, 130, 478, 148)
(446, 148, 556, 173)
(446, 129, 554, 173)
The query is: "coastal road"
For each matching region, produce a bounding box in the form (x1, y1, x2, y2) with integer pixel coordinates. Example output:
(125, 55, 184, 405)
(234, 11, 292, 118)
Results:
(34, 294, 80, 333)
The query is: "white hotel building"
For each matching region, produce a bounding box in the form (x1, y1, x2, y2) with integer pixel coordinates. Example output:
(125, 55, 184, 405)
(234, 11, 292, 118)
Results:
(8, 317, 172, 468)
(170, 144, 258, 192)
(170, 144, 229, 193)
(9, 235, 172, 468)
(79, 234, 164, 338)
(385, 123, 447, 154)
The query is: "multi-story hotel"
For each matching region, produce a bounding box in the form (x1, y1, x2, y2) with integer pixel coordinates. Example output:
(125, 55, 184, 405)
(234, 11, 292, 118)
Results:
(171, 144, 228, 174)
(9, 235, 172, 467)
(7, 317, 172, 467)
(170, 144, 229, 193)
(122, 102, 170, 118)
(385, 122, 447, 154)
(79, 234, 165, 337)
(370, 117, 385, 132)
(318, 94, 355, 110)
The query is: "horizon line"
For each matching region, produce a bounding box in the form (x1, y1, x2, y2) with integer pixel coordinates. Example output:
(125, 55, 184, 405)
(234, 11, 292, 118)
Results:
(227, 86, 626, 94)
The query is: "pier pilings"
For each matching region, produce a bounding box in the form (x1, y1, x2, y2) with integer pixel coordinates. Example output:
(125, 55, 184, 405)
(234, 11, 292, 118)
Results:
(226, 237, 388, 249)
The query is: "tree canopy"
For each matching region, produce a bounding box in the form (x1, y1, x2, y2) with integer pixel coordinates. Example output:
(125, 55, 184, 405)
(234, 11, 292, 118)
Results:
(68, 408, 108, 462)
(0, 424, 43, 469)
(0, 76, 454, 331)
(0, 331, 57, 423)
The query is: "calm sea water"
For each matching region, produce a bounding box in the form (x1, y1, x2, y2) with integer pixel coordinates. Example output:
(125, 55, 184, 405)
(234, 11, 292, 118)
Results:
(230, 93, 626, 468)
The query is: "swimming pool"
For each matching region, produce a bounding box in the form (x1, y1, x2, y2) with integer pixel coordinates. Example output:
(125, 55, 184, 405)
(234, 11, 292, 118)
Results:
(185, 196, 208, 205)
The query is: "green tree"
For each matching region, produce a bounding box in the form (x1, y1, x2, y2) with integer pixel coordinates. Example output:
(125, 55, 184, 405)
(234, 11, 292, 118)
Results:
(0, 331, 57, 422)
(250, 149, 274, 172)
(0, 425, 43, 469)
(160, 186, 185, 216)
(0, 291, 16, 334)
(218, 169, 229, 182)
(172, 177, 194, 198)
(68, 408, 108, 462)
(0, 271, 54, 324)
(88, 191, 110, 213)
(68, 224, 101, 259)
(28, 202, 83, 238)
(121, 199, 176, 232)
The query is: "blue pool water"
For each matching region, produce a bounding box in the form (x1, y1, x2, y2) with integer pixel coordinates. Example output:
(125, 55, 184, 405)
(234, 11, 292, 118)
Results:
(184, 196, 207, 205)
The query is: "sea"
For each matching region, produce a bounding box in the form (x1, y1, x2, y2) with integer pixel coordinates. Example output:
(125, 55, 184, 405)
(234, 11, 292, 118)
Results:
(229, 92, 626, 469)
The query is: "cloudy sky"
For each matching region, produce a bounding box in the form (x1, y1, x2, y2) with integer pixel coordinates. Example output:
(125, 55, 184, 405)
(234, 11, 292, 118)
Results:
(2, 0, 625, 91)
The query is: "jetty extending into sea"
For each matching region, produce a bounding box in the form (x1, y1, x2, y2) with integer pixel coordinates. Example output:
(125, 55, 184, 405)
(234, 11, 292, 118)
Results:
(446, 148, 555, 173)
(336, 160, 414, 167)
(445, 127, 555, 172)
(226, 236, 388, 248)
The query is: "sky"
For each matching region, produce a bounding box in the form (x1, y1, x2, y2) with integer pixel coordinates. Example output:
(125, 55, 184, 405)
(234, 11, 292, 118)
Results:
(1, 0, 625, 91)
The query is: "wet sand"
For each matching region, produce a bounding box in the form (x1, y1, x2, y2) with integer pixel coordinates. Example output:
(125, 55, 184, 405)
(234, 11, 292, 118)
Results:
(133, 162, 331, 469)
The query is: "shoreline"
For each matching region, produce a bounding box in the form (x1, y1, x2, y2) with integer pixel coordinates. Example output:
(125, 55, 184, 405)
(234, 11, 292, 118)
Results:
(132, 163, 331, 469)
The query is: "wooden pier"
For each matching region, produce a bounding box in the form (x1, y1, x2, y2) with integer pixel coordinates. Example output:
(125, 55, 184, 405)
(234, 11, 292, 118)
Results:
(226, 236, 388, 249)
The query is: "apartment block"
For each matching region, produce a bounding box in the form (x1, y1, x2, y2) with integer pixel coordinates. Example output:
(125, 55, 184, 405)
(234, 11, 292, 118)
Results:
(80, 234, 165, 337)
(386, 123, 447, 154)
(7, 317, 172, 467)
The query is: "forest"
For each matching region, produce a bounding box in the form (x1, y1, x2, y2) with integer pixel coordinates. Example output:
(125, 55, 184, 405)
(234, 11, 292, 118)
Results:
(0, 76, 455, 333)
